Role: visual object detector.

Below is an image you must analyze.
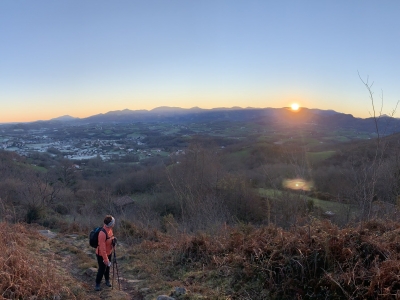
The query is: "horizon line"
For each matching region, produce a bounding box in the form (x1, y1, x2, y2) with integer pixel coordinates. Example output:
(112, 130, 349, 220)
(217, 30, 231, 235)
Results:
(0, 106, 353, 124)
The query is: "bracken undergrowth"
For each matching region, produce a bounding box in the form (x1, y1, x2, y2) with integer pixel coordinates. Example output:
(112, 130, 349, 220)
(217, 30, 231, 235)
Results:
(3, 219, 400, 299)
(131, 219, 400, 299)
(0, 222, 76, 299)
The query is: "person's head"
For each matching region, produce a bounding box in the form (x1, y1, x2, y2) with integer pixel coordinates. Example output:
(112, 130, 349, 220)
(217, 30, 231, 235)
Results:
(104, 215, 115, 228)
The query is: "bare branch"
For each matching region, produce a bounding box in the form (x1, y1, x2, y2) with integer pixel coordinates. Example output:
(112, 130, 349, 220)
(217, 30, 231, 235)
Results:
(358, 71, 380, 141)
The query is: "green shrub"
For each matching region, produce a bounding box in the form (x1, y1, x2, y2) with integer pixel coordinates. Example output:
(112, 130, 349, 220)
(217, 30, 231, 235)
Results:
(54, 204, 70, 215)
(25, 204, 45, 224)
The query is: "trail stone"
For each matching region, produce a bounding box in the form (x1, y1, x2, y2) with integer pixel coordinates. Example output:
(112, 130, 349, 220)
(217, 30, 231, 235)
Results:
(67, 234, 79, 239)
(85, 267, 98, 276)
(38, 229, 57, 238)
(157, 296, 175, 300)
(126, 279, 143, 284)
(140, 287, 151, 293)
(173, 286, 186, 296)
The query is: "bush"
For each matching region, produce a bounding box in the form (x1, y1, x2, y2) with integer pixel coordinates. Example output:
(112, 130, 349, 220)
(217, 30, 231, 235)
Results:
(39, 215, 69, 230)
(25, 204, 45, 224)
(118, 219, 150, 242)
(54, 204, 70, 215)
(218, 175, 265, 223)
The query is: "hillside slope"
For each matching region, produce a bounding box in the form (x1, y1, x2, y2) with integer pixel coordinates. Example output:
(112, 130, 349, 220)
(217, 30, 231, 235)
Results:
(2, 220, 400, 299)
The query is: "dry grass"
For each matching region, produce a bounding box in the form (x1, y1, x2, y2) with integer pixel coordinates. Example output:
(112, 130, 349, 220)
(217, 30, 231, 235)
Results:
(124, 219, 400, 299)
(3, 219, 400, 299)
(0, 222, 79, 299)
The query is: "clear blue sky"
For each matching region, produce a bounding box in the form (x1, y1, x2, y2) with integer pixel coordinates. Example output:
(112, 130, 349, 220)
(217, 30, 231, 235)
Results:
(1, 1, 400, 122)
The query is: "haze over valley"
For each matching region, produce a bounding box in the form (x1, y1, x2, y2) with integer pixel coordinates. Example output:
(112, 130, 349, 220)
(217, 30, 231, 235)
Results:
(2, 106, 398, 162)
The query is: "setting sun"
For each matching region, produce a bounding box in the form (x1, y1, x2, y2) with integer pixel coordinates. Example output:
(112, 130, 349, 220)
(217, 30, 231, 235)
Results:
(291, 103, 300, 111)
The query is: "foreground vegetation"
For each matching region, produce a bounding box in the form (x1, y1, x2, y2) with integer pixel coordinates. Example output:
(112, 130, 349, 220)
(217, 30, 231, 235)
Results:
(2, 218, 400, 299)
(131, 218, 400, 299)
(0, 222, 83, 299)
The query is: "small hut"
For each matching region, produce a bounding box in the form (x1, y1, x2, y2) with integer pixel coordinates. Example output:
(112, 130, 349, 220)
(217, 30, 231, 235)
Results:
(113, 196, 135, 213)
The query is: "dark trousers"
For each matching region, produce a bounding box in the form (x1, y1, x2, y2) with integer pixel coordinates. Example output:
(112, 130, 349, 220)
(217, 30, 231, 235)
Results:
(96, 254, 112, 284)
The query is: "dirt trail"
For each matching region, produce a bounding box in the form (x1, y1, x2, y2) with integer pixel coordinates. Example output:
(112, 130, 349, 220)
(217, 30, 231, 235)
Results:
(39, 230, 145, 300)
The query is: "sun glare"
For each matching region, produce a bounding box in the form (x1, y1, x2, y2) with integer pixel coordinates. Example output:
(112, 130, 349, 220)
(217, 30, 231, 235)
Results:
(291, 103, 300, 111)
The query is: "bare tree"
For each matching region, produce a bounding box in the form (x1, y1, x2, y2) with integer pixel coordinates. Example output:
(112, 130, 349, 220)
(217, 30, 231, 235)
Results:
(165, 141, 228, 231)
(350, 74, 399, 221)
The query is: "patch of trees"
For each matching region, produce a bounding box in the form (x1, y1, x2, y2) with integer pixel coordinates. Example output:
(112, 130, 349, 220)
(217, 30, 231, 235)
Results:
(1, 120, 400, 233)
(143, 135, 188, 148)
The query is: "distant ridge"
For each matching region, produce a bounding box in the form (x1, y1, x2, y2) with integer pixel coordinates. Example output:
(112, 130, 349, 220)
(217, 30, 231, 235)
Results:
(50, 115, 78, 121)
(3, 106, 400, 136)
(150, 106, 184, 112)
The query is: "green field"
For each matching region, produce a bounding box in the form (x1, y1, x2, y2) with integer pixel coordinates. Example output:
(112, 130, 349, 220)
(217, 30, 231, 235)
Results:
(258, 188, 348, 213)
(227, 149, 250, 160)
(31, 165, 48, 172)
(322, 136, 351, 142)
(127, 133, 145, 139)
(163, 128, 180, 135)
(306, 150, 336, 164)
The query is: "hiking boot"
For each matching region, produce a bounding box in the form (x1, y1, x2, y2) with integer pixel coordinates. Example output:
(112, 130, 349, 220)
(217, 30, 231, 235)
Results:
(95, 283, 101, 291)
(105, 280, 112, 287)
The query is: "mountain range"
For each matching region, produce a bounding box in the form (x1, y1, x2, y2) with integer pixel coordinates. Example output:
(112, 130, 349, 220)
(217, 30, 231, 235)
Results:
(3, 106, 400, 135)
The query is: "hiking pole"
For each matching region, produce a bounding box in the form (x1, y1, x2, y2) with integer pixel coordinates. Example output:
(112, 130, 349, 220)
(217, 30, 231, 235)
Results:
(113, 247, 121, 290)
(112, 249, 115, 290)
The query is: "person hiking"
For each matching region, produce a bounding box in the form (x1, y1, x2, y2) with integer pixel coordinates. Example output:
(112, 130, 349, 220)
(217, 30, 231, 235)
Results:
(95, 215, 117, 291)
